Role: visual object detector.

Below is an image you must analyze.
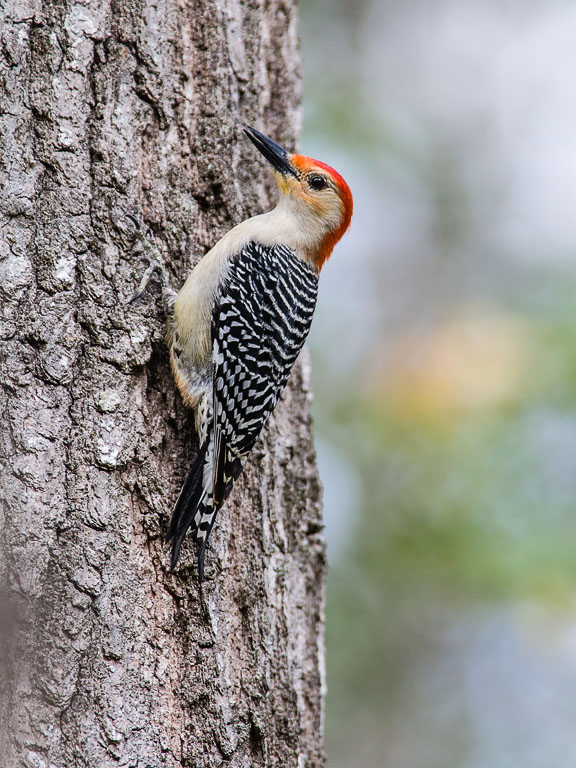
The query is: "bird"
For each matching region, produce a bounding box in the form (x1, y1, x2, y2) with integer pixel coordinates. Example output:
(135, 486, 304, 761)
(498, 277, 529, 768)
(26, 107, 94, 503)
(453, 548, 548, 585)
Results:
(129, 126, 353, 581)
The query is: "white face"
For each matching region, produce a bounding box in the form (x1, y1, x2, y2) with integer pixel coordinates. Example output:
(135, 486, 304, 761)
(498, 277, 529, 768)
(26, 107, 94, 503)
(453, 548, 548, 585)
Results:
(275, 166, 345, 236)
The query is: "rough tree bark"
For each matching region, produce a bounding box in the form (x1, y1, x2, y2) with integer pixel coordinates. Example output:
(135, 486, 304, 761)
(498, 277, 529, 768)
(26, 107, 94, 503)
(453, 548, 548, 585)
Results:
(0, 1, 326, 766)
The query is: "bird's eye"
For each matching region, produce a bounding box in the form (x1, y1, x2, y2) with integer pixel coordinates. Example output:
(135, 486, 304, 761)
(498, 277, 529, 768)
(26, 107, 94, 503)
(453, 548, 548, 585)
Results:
(308, 174, 328, 191)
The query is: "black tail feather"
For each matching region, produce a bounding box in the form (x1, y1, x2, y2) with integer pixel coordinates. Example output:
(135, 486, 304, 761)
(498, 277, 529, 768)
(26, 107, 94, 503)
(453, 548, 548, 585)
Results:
(167, 443, 245, 581)
(170, 527, 207, 582)
(197, 540, 207, 582)
(167, 443, 208, 571)
(169, 531, 187, 572)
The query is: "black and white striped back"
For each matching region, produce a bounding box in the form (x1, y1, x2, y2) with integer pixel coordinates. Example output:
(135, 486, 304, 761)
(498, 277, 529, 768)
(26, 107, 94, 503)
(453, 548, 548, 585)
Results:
(168, 241, 319, 578)
(213, 241, 318, 457)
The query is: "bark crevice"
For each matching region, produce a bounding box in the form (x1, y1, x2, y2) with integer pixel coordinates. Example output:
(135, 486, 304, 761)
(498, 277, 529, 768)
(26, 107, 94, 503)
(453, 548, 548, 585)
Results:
(1, 1, 325, 766)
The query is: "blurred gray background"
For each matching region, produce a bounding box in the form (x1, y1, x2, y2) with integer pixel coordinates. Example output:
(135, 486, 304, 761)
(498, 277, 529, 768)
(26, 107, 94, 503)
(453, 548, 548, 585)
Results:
(299, 1, 576, 766)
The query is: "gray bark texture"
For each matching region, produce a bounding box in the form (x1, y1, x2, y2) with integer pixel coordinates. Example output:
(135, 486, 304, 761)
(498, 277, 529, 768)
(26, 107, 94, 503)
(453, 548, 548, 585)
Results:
(0, 0, 326, 766)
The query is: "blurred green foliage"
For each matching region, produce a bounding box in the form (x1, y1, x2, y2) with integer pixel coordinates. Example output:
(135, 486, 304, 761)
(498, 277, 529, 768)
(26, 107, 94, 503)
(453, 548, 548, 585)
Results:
(312, 285, 576, 766)
(300, 1, 576, 765)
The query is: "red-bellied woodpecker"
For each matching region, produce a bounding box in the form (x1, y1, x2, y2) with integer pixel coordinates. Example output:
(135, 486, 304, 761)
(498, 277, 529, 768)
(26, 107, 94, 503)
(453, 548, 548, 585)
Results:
(130, 126, 353, 580)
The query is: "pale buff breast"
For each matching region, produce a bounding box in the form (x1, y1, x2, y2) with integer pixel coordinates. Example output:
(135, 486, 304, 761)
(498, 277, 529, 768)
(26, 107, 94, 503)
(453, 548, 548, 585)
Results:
(172, 202, 325, 370)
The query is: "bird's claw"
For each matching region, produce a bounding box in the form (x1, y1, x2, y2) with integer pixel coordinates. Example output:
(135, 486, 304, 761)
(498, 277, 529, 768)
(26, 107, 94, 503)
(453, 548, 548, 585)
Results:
(126, 213, 141, 231)
(126, 259, 165, 305)
(126, 214, 170, 305)
(126, 212, 177, 315)
(127, 214, 155, 250)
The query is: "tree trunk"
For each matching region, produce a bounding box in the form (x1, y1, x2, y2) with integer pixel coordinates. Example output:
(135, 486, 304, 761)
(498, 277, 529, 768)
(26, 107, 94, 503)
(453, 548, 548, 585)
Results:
(0, 1, 326, 766)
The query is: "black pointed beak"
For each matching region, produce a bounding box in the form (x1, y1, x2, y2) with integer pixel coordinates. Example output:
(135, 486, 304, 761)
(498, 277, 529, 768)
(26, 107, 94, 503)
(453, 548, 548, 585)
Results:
(243, 126, 299, 178)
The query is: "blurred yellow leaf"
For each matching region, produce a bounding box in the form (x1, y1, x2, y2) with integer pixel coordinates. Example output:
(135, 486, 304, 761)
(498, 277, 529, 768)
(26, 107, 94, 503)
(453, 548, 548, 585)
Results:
(378, 308, 529, 418)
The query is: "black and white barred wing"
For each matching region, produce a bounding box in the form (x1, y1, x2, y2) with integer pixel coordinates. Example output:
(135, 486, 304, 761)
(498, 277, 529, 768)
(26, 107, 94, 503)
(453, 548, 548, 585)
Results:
(168, 241, 318, 577)
(210, 241, 319, 503)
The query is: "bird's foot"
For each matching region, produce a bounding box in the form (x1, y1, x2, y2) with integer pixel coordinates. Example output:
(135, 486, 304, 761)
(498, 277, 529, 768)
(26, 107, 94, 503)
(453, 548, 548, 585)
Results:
(126, 215, 175, 308)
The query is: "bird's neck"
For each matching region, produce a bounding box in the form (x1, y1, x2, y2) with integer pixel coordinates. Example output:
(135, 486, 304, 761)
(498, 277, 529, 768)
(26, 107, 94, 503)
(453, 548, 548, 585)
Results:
(238, 196, 341, 270)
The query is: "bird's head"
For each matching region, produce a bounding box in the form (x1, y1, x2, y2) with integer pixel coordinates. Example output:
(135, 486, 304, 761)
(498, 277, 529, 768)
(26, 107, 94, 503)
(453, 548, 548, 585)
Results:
(244, 126, 353, 270)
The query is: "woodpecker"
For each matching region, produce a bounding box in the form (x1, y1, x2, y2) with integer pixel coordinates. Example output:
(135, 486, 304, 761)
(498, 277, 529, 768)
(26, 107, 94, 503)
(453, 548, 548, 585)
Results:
(130, 126, 353, 580)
